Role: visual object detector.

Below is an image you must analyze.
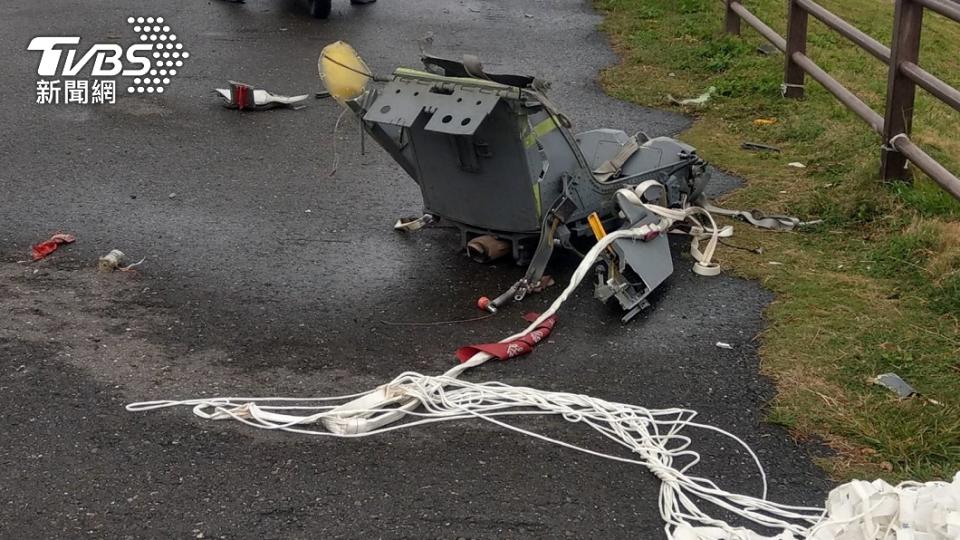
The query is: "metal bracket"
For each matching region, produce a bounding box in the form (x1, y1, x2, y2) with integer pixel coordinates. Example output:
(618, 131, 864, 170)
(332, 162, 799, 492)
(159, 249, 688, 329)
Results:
(363, 78, 500, 135)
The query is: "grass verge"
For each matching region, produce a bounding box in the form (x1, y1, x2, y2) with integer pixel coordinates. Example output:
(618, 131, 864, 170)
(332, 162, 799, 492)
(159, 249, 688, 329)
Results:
(596, 0, 960, 482)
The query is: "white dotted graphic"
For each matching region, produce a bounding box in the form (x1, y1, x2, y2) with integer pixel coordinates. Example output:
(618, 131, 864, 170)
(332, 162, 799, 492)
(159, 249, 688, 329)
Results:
(125, 16, 189, 95)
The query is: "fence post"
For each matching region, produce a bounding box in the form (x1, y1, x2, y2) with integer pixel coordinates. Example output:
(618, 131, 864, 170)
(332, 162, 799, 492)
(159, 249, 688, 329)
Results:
(881, 0, 924, 182)
(725, 0, 741, 35)
(783, 0, 809, 98)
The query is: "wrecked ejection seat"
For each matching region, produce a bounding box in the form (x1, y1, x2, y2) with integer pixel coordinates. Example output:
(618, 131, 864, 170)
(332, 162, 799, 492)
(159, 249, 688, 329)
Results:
(319, 42, 714, 321)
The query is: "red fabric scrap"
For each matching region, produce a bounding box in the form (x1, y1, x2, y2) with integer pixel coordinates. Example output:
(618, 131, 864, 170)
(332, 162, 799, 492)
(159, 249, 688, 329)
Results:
(31, 233, 76, 261)
(233, 82, 252, 110)
(456, 312, 557, 363)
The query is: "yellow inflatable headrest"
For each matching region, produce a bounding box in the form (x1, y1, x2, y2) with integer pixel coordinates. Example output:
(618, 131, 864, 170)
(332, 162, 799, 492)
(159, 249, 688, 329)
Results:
(318, 41, 372, 103)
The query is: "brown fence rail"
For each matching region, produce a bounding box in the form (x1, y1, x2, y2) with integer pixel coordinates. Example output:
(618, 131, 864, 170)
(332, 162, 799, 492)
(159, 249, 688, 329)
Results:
(722, 0, 960, 200)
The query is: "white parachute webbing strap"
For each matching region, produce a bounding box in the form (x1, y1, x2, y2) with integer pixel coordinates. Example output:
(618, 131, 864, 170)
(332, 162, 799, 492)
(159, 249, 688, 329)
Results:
(324, 220, 666, 434)
(696, 198, 808, 232)
(593, 135, 642, 183)
(618, 181, 729, 276)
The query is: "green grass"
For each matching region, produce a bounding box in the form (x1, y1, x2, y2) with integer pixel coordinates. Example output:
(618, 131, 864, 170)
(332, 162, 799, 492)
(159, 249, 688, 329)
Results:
(596, 0, 960, 482)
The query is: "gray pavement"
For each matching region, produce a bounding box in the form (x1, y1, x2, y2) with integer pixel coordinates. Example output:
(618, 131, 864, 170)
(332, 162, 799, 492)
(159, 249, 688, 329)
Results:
(0, 0, 830, 538)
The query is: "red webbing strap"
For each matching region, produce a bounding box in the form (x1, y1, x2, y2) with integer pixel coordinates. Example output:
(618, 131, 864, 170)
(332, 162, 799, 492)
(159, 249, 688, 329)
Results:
(455, 313, 557, 363)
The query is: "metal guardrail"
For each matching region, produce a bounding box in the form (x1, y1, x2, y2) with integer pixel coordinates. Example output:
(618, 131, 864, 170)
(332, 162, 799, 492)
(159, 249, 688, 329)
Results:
(723, 0, 960, 200)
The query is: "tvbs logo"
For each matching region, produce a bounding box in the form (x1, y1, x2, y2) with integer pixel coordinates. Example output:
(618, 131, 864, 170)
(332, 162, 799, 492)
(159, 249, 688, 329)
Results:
(28, 37, 152, 77)
(28, 16, 189, 104)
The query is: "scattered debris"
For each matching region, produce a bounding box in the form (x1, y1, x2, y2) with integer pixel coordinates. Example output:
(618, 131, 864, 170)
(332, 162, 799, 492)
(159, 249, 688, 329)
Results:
(668, 86, 716, 107)
(98, 249, 147, 272)
(31, 233, 76, 261)
(741, 142, 781, 153)
(715, 341, 734, 350)
(768, 261, 784, 266)
(98, 249, 125, 271)
(122, 258, 146, 271)
(756, 42, 779, 56)
(168, 192, 177, 199)
(872, 372, 917, 399)
(753, 117, 778, 126)
(787, 162, 807, 168)
(215, 81, 309, 111)
(699, 200, 808, 231)
(719, 239, 764, 254)
(315, 90, 331, 99)
(530, 275, 556, 293)
(393, 214, 435, 232)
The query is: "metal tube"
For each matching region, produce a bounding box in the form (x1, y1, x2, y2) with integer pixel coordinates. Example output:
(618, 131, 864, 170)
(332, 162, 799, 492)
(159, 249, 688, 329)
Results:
(790, 51, 885, 133)
(730, 2, 787, 51)
(900, 61, 960, 113)
(467, 235, 511, 263)
(915, 0, 960, 23)
(892, 136, 960, 199)
(795, 0, 891, 63)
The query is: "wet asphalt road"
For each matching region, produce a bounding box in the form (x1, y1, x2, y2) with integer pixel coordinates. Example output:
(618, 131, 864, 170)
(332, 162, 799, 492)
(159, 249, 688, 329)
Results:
(0, 0, 830, 538)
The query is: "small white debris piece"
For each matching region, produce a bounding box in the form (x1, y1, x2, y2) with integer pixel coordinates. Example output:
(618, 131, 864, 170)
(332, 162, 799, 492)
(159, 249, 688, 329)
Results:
(394, 214, 435, 232)
(215, 81, 309, 111)
(787, 162, 806, 168)
(668, 86, 717, 107)
(715, 342, 733, 350)
(98, 249, 126, 272)
(98, 249, 146, 272)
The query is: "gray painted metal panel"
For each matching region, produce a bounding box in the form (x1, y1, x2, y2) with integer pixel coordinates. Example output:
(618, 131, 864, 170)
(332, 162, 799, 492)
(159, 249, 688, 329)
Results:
(364, 79, 499, 136)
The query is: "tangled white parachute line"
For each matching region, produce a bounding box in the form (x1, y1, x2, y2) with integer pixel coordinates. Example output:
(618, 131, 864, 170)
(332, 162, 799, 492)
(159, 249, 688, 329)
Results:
(128, 376, 826, 539)
(128, 181, 827, 539)
(134, 180, 960, 539)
